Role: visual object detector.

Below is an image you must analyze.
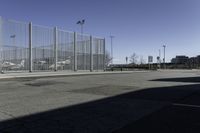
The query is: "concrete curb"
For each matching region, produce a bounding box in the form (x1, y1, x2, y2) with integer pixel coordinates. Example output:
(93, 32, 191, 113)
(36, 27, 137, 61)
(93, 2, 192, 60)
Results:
(0, 71, 149, 80)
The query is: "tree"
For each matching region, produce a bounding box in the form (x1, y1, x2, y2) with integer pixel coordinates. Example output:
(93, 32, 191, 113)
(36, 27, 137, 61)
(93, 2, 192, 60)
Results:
(139, 56, 146, 64)
(105, 50, 112, 66)
(129, 53, 138, 64)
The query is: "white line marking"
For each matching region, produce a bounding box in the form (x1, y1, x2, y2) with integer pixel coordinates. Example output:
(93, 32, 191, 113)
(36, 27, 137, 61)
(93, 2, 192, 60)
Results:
(173, 103, 200, 108)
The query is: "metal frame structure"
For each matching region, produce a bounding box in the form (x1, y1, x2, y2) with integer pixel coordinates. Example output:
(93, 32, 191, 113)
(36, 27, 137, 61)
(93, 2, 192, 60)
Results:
(0, 17, 105, 73)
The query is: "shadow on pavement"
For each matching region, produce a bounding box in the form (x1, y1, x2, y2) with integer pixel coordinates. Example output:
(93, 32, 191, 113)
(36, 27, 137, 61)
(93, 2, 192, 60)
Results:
(150, 76, 200, 83)
(113, 104, 200, 133)
(1, 83, 200, 132)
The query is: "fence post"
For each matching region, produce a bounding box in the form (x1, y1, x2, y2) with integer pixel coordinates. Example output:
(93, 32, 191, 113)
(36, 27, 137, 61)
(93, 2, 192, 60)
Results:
(90, 36, 93, 72)
(0, 17, 3, 69)
(97, 40, 100, 71)
(73, 32, 77, 71)
(54, 27, 58, 71)
(0, 16, 2, 48)
(29, 22, 32, 72)
(103, 38, 106, 71)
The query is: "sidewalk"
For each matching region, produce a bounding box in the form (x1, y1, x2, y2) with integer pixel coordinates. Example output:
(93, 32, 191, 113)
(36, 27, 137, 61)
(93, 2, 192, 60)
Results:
(0, 70, 144, 79)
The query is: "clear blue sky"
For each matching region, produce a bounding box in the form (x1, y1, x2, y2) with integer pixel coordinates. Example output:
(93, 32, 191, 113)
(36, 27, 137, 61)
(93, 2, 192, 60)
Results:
(0, 0, 200, 63)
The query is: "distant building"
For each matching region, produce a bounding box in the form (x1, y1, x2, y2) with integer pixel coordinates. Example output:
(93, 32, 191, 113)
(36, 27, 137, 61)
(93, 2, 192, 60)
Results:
(195, 55, 200, 64)
(171, 55, 189, 64)
(188, 55, 200, 68)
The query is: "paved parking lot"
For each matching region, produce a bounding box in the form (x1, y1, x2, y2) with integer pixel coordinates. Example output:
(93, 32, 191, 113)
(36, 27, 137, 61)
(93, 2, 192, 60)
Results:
(0, 70, 200, 132)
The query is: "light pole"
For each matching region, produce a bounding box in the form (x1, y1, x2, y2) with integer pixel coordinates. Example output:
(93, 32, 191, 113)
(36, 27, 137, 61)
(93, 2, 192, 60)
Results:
(110, 35, 114, 64)
(77, 19, 85, 69)
(159, 49, 161, 61)
(10, 34, 16, 45)
(10, 34, 16, 60)
(159, 49, 161, 68)
(77, 19, 85, 34)
(163, 45, 166, 69)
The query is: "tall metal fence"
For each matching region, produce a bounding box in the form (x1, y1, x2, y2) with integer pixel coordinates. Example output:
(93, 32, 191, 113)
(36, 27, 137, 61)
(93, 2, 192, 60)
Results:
(0, 17, 105, 73)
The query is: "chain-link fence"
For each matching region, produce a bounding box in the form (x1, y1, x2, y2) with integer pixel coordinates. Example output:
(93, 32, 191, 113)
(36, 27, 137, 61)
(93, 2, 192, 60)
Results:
(0, 17, 105, 73)
(93, 37, 105, 70)
(57, 29, 74, 71)
(0, 18, 29, 72)
(77, 33, 91, 70)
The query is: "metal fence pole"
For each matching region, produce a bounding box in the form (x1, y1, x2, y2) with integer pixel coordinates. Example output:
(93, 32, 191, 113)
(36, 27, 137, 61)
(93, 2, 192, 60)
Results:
(97, 40, 99, 71)
(54, 27, 58, 71)
(0, 16, 2, 47)
(103, 38, 106, 71)
(90, 36, 93, 72)
(29, 22, 33, 72)
(73, 32, 77, 71)
(83, 36, 86, 70)
(0, 17, 3, 69)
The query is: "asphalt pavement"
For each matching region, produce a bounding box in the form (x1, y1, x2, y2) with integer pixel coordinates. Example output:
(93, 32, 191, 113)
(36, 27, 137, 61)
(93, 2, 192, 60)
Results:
(0, 70, 200, 132)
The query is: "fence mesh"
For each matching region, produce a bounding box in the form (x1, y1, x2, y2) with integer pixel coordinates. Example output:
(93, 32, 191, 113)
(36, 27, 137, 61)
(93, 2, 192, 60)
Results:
(32, 25, 54, 71)
(0, 17, 105, 73)
(77, 33, 90, 70)
(0, 18, 29, 72)
(57, 30, 74, 71)
(93, 37, 105, 70)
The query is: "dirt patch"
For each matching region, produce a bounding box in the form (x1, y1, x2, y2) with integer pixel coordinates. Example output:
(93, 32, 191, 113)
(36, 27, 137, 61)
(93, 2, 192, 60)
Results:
(25, 80, 66, 87)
